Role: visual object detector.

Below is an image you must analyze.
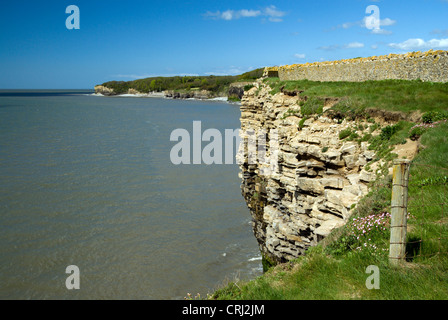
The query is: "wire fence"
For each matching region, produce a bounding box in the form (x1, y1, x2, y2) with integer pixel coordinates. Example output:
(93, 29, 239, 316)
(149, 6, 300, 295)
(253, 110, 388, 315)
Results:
(390, 161, 448, 264)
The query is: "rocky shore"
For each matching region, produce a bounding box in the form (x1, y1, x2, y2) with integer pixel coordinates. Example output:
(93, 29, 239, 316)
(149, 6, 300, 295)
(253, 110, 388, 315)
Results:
(93, 82, 253, 103)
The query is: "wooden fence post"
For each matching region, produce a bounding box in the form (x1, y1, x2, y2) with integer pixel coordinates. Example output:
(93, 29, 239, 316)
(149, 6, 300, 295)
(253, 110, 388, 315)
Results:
(389, 159, 411, 266)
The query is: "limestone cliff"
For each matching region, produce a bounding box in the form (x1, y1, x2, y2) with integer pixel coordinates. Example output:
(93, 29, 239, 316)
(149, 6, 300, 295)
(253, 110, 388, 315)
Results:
(163, 89, 214, 100)
(228, 82, 254, 100)
(238, 79, 387, 267)
(94, 85, 116, 96)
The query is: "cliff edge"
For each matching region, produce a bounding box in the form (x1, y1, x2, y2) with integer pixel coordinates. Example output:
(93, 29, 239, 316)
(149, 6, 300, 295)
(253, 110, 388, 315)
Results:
(237, 78, 421, 267)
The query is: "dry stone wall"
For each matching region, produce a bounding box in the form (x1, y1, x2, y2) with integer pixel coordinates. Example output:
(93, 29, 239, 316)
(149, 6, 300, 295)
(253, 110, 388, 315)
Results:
(266, 50, 448, 83)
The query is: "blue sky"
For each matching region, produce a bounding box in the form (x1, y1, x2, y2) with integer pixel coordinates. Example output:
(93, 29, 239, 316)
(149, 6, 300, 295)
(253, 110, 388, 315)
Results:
(0, 0, 447, 88)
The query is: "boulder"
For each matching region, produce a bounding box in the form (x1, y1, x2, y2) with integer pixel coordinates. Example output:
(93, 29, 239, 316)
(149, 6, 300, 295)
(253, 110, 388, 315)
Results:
(314, 219, 345, 237)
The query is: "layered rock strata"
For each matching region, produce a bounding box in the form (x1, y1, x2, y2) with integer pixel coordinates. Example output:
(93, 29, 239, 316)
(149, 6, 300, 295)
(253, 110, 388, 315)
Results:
(238, 80, 380, 266)
(94, 85, 115, 96)
(228, 82, 254, 100)
(163, 89, 214, 100)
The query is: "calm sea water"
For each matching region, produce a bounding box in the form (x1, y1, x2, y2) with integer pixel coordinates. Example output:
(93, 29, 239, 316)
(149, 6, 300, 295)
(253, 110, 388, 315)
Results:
(0, 90, 262, 299)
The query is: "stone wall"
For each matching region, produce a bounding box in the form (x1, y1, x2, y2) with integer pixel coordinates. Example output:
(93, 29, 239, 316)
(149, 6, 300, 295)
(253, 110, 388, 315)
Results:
(266, 50, 448, 83)
(238, 79, 392, 266)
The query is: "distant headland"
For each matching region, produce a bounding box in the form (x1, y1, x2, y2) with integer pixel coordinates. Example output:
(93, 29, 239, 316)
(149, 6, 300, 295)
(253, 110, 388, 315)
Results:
(94, 69, 264, 102)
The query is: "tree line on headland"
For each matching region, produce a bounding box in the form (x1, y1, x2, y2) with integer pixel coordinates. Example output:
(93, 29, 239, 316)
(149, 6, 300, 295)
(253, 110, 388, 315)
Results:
(98, 68, 264, 95)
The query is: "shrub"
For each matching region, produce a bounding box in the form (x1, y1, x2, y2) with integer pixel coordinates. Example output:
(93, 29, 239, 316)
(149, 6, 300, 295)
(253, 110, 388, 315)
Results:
(339, 129, 352, 140)
(380, 124, 400, 140)
(409, 126, 427, 141)
(369, 123, 379, 133)
(298, 117, 307, 131)
(422, 110, 448, 124)
(361, 133, 372, 142)
(325, 212, 392, 256)
(348, 131, 359, 141)
(282, 108, 300, 119)
(244, 84, 255, 91)
(409, 120, 448, 140)
(228, 96, 241, 102)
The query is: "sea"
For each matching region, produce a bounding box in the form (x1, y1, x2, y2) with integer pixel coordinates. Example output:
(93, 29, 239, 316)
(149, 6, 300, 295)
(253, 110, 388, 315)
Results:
(0, 90, 262, 300)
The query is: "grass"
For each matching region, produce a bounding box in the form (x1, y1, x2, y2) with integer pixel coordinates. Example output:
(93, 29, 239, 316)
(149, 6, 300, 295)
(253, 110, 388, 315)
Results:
(406, 123, 448, 262)
(300, 97, 324, 117)
(209, 80, 448, 300)
(366, 121, 414, 163)
(228, 96, 241, 102)
(213, 253, 448, 300)
(264, 78, 448, 114)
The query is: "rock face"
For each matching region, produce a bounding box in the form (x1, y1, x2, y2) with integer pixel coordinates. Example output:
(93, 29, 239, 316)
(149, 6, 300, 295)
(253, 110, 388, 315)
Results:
(228, 82, 254, 100)
(164, 89, 213, 100)
(94, 85, 116, 96)
(238, 79, 380, 266)
(127, 88, 143, 95)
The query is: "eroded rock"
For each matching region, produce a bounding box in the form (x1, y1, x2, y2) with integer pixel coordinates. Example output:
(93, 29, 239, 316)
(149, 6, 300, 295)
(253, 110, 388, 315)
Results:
(239, 80, 379, 264)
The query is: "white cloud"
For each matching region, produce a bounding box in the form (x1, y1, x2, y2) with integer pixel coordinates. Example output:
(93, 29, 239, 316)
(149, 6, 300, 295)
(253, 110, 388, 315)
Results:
(380, 18, 396, 27)
(264, 5, 287, 22)
(371, 28, 392, 35)
(294, 53, 306, 59)
(361, 17, 397, 28)
(204, 5, 286, 22)
(221, 11, 234, 20)
(240, 9, 261, 18)
(341, 22, 353, 29)
(345, 42, 365, 49)
(360, 17, 396, 35)
(389, 38, 448, 51)
(318, 42, 365, 51)
(330, 17, 396, 34)
(318, 44, 340, 51)
(206, 9, 261, 20)
(205, 66, 255, 76)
